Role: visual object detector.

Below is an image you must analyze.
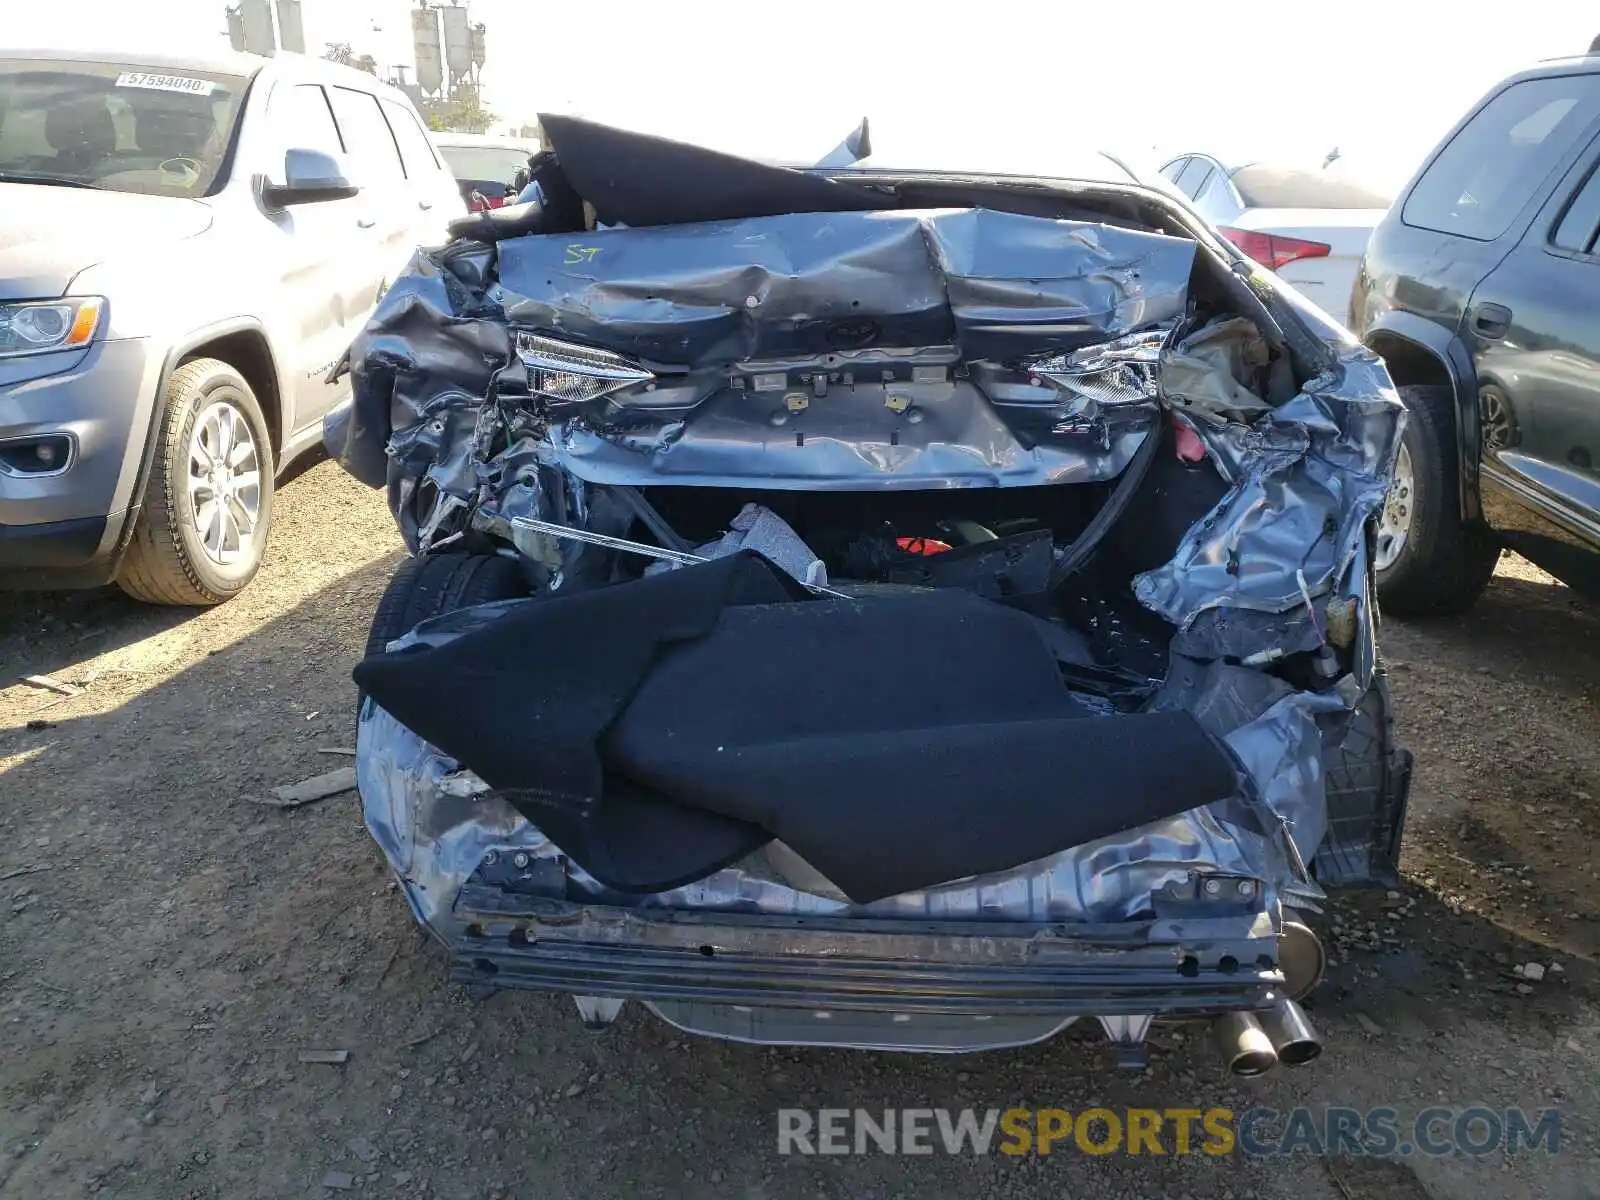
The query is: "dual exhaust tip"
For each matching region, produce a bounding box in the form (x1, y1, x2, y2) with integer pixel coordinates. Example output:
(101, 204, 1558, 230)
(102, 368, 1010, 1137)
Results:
(1213, 998, 1321, 1076)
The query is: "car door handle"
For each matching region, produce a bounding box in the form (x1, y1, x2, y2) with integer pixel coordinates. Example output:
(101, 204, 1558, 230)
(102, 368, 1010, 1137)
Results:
(356, 216, 377, 229)
(417, 199, 434, 211)
(1471, 302, 1512, 339)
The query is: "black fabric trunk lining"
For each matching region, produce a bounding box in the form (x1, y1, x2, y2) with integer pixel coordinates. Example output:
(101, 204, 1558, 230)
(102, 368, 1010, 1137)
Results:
(355, 552, 1237, 901)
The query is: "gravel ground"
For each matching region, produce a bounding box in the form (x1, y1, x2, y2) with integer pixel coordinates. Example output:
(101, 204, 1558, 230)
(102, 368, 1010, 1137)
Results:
(1, 456, 1597, 1199)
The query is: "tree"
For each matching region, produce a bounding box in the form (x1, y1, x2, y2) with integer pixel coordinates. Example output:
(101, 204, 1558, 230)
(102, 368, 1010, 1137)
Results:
(423, 90, 497, 135)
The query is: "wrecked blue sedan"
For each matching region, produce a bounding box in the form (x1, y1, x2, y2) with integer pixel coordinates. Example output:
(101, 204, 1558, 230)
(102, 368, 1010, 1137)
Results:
(328, 117, 1410, 1074)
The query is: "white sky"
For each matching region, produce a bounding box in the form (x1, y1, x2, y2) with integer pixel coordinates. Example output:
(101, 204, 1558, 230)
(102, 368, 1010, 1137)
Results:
(8, 0, 1597, 192)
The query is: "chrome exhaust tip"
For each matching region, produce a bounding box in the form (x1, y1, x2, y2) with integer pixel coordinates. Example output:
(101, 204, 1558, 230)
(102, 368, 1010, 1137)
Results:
(1258, 997, 1322, 1066)
(1213, 1010, 1279, 1077)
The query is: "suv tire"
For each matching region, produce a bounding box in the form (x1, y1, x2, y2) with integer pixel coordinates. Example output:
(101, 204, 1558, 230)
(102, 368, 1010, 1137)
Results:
(117, 358, 276, 606)
(1374, 383, 1500, 617)
(365, 552, 528, 659)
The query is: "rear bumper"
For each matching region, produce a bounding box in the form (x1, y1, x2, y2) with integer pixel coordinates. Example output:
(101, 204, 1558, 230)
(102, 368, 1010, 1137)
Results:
(450, 895, 1282, 1049)
(457, 935, 1275, 1015)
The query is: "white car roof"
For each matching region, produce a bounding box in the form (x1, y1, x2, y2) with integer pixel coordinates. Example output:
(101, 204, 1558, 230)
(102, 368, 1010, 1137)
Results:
(5, 45, 269, 79)
(2, 47, 424, 110)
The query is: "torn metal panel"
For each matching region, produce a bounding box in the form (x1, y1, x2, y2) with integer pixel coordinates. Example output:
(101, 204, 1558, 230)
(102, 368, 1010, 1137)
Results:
(1148, 656, 1334, 883)
(1223, 692, 1342, 867)
(922, 208, 1195, 359)
(328, 248, 509, 492)
(490, 208, 1196, 368)
(1170, 605, 1324, 662)
(1134, 341, 1405, 630)
(551, 378, 1160, 490)
(1125, 341, 1404, 875)
(494, 210, 952, 367)
(334, 207, 1198, 545)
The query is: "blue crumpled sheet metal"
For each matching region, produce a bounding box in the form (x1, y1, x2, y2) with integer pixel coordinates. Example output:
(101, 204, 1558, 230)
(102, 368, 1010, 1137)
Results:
(1136, 346, 1404, 630)
(328, 209, 1196, 546)
(351, 336, 1402, 933)
(491, 207, 1196, 367)
(340, 210, 1404, 933)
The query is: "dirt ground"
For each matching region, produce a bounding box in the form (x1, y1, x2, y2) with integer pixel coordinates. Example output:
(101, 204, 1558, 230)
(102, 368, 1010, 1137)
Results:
(2, 456, 1597, 1200)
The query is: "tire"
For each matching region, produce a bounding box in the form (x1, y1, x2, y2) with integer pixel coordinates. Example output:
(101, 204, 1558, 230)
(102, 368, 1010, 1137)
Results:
(364, 552, 528, 659)
(1313, 674, 1411, 888)
(116, 358, 276, 606)
(1373, 383, 1500, 617)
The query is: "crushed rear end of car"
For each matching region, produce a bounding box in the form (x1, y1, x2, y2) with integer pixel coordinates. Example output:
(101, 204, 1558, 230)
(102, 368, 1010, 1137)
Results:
(331, 117, 1411, 1071)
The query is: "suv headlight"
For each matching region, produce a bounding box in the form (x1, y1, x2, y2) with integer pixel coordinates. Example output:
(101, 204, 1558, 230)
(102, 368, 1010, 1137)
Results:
(0, 297, 104, 359)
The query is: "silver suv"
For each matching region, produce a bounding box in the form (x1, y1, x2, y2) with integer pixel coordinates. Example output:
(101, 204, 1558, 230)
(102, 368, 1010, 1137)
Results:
(0, 48, 463, 604)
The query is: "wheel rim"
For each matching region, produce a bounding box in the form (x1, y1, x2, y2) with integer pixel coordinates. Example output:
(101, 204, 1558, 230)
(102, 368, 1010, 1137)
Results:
(1375, 442, 1414, 572)
(185, 398, 262, 567)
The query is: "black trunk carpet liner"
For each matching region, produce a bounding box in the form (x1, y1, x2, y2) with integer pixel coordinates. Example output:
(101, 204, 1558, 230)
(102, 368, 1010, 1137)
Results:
(354, 553, 1237, 903)
(539, 113, 886, 229)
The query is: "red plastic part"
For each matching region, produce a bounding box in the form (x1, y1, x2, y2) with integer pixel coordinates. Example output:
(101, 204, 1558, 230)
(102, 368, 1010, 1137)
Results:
(1217, 226, 1330, 271)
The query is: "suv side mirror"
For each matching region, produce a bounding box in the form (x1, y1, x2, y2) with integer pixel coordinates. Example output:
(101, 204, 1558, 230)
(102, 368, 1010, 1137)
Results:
(263, 148, 359, 207)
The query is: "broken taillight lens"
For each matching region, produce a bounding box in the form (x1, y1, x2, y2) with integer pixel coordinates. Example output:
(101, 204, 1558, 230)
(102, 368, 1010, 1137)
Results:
(1217, 227, 1330, 271)
(513, 332, 655, 405)
(1028, 327, 1164, 421)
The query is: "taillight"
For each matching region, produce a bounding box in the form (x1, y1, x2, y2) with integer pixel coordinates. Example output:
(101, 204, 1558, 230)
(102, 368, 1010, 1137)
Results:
(1217, 227, 1330, 271)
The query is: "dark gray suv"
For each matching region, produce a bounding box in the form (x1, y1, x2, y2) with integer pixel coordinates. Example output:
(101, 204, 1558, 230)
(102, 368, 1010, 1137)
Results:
(1352, 54, 1600, 613)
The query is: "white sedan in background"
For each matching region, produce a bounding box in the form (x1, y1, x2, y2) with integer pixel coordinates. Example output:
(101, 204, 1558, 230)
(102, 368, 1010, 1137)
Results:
(1158, 155, 1392, 324)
